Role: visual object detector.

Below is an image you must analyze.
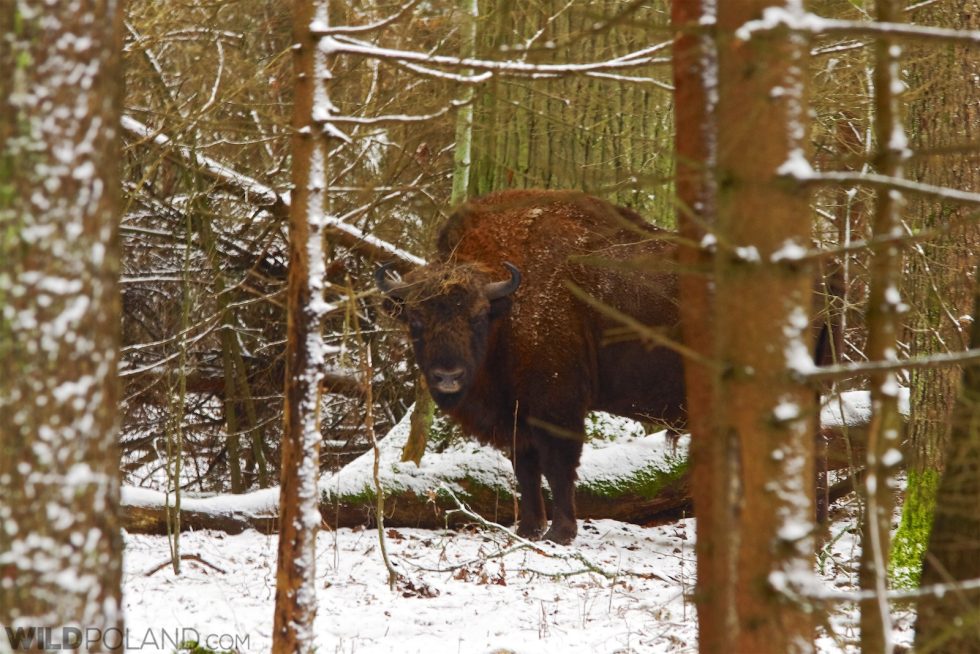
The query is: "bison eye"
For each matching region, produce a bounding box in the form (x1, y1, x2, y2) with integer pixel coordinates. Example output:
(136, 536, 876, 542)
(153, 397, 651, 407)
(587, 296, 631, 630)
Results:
(408, 317, 423, 332)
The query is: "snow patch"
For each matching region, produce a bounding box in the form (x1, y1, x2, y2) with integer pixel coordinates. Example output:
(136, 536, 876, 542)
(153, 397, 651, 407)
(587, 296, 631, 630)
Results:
(771, 239, 808, 262)
(777, 149, 815, 179)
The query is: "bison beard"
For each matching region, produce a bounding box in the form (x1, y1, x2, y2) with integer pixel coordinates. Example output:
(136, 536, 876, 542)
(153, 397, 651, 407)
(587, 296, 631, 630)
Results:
(377, 189, 688, 544)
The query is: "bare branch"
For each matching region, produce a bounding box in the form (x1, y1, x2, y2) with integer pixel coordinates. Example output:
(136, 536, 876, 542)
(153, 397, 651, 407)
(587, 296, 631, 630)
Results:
(801, 347, 980, 383)
(323, 35, 672, 77)
(796, 171, 980, 206)
(329, 97, 472, 125)
(121, 115, 426, 269)
(738, 9, 980, 46)
(310, 0, 423, 36)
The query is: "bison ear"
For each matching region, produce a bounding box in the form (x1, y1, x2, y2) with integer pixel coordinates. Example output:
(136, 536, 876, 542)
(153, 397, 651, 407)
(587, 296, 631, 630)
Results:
(488, 295, 514, 320)
(487, 295, 514, 320)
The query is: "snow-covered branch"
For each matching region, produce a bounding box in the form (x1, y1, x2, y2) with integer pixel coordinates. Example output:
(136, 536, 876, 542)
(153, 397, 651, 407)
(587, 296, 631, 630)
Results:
(780, 572, 980, 604)
(792, 170, 980, 207)
(122, 115, 280, 205)
(801, 347, 980, 383)
(322, 34, 672, 78)
(121, 115, 425, 268)
(738, 9, 980, 46)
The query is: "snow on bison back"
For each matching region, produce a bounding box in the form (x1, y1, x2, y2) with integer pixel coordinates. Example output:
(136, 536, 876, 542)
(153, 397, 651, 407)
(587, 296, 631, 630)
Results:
(377, 189, 686, 544)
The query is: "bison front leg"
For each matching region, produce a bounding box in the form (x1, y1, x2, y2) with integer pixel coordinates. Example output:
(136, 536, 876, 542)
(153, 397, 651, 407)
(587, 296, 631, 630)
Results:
(513, 444, 546, 540)
(538, 433, 584, 545)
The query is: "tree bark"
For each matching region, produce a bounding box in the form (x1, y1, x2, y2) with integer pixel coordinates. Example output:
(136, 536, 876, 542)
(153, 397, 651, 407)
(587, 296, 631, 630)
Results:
(272, 1, 330, 651)
(0, 0, 124, 649)
(892, 0, 980, 589)
(859, 3, 907, 651)
(915, 263, 980, 653)
(715, 3, 817, 652)
(671, 2, 734, 653)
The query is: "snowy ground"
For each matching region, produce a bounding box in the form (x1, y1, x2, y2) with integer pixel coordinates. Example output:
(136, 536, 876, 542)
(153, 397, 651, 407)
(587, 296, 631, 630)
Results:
(122, 497, 914, 653)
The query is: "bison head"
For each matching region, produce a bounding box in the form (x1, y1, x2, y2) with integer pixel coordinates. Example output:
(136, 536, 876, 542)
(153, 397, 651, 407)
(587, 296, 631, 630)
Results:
(376, 261, 521, 407)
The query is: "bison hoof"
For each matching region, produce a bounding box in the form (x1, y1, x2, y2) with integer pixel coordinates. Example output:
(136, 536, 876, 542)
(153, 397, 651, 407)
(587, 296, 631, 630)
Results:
(516, 523, 545, 540)
(542, 524, 576, 545)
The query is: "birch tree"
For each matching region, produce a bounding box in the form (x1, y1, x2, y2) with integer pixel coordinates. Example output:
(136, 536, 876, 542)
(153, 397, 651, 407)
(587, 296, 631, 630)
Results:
(0, 0, 124, 649)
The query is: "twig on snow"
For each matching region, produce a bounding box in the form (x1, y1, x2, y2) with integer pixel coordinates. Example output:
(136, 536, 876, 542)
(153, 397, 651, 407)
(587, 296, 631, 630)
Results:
(429, 484, 676, 584)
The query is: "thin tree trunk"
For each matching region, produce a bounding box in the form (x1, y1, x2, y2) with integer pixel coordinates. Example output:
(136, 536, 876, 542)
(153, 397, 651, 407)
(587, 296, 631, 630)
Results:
(0, 0, 124, 648)
(401, 0, 480, 467)
(198, 208, 244, 492)
(451, 0, 477, 203)
(272, 1, 332, 650)
(859, 3, 907, 651)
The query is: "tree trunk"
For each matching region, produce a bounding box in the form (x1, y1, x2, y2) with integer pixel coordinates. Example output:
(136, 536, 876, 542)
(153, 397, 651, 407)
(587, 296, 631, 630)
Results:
(0, 1, 124, 649)
(123, 474, 692, 535)
(858, 3, 907, 651)
(450, 0, 478, 205)
(272, 1, 331, 651)
(714, 3, 817, 652)
(915, 262, 980, 653)
(671, 2, 734, 652)
(892, 0, 980, 589)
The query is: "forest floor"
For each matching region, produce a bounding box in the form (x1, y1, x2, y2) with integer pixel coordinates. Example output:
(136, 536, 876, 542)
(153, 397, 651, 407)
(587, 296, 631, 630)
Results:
(122, 491, 914, 654)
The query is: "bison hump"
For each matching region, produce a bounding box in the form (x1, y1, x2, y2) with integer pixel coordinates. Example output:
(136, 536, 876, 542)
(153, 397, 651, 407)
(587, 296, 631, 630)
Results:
(436, 189, 661, 266)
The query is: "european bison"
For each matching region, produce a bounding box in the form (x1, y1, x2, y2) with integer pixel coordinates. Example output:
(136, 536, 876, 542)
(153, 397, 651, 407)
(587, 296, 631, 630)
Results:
(378, 189, 839, 542)
(376, 189, 687, 543)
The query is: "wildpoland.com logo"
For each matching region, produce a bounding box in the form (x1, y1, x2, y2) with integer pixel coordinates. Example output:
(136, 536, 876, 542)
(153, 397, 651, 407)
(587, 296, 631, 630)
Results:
(2, 625, 250, 651)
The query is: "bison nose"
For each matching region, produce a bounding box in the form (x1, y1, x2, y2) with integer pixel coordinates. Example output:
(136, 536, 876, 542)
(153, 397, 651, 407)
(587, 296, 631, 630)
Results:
(431, 367, 465, 393)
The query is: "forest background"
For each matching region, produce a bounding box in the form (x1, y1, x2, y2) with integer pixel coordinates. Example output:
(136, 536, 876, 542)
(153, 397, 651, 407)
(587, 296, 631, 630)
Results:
(2, 0, 979, 652)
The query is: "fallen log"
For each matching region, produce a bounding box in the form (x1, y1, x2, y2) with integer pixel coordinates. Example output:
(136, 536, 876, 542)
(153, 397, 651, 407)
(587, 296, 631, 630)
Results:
(121, 390, 907, 535)
(122, 413, 690, 534)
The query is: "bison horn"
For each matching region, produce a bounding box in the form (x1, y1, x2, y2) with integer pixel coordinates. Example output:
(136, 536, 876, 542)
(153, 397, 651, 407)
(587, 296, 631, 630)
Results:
(375, 262, 411, 299)
(484, 262, 521, 300)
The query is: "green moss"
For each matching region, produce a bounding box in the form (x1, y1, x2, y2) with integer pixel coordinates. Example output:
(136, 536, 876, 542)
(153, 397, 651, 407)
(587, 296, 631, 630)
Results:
(430, 412, 465, 451)
(322, 472, 513, 508)
(435, 476, 514, 502)
(582, 454, 689, 500)
(890, 468, 941, 589)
